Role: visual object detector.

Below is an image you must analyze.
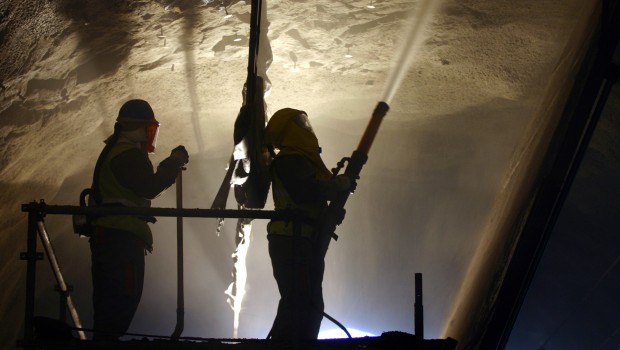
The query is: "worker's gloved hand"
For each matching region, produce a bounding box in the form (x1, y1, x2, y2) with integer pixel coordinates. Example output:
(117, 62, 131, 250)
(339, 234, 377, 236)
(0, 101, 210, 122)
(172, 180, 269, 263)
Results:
(334, 175, 351, 191)
(171, 145, 189, 165)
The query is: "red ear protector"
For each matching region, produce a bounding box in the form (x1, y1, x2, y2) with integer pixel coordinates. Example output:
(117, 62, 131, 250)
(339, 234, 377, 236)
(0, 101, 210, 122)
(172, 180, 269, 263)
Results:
(145, 121, 160, 153)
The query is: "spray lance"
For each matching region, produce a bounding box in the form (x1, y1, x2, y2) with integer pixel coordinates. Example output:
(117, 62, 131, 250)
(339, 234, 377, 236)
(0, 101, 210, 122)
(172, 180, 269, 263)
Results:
(318, 101, 389, 258)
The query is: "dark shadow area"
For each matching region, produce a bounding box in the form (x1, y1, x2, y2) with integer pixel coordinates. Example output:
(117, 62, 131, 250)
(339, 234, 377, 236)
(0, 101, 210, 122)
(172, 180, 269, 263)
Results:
(28, 319, 458, 350)
(54, 0, 143, 85)
(506, 81, 620, 349)
(480, 2, 620, 348)
(180, 6, 206, 153)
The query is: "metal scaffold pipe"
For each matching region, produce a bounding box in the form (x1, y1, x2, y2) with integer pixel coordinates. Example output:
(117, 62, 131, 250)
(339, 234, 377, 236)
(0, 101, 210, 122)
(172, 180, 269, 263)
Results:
(415, 273, 424, 339)
(21, 202, 290, 220)
(171, 170, 185, 339)
(36, 221, 87, 340)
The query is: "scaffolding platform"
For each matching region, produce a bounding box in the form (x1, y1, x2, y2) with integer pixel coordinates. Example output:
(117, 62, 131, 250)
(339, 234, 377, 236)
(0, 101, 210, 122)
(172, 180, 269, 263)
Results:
(27, 328, 457, 350)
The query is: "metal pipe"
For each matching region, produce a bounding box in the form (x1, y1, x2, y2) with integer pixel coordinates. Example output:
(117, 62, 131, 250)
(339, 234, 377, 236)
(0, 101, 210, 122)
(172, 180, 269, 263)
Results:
(36, 221, 87, 340)
(22, 202, 289, 220)
(357, 101, 389, 155)
(171, 170, 185, 339)
(21, 210, 39, 348)
(414, 273, 424, 339)
(54, 284, 71, 322)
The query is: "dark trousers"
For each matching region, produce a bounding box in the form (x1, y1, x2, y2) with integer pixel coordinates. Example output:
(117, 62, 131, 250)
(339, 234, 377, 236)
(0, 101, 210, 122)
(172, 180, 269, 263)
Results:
(90, 227, 145, 340)
(268, 234, 325, 342)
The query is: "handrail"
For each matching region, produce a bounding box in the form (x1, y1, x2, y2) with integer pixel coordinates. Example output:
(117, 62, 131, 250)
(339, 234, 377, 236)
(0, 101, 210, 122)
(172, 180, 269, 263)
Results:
(19, 200, 296, 348)
(21, 201, 290, 220)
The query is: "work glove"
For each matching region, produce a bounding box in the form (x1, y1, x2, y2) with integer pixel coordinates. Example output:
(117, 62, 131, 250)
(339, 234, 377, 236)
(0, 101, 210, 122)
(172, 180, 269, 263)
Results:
(170, 145, 189, 165)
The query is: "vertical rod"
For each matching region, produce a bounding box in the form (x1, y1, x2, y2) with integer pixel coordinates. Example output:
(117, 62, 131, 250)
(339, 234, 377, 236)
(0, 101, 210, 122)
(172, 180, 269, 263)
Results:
(23, 210, 38, 347)
(245, 0, 262, 105)
(415, 273, 424, 339)
(171, 170, 185, 339)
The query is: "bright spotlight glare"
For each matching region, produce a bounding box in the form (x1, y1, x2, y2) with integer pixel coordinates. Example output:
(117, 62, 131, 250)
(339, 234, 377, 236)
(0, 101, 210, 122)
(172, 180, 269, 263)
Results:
(367, 5, 376, 9)
(344, 54, 353, 58)
(318, 328, 376, 339)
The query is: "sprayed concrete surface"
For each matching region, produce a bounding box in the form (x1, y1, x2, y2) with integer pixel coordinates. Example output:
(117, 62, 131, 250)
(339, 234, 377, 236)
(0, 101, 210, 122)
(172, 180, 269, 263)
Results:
(0, 0, 596, 349)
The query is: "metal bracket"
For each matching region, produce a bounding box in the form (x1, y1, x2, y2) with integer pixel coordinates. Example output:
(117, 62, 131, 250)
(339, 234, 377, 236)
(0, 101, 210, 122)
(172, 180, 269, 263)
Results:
(331, 157, 350, 176)
(21, 199, 48, 219)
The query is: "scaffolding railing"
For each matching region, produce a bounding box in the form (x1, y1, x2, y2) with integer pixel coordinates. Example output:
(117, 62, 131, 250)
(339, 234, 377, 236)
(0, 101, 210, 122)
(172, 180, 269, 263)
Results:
(34, 219, 87, 340)
(19, 200, 292, 348)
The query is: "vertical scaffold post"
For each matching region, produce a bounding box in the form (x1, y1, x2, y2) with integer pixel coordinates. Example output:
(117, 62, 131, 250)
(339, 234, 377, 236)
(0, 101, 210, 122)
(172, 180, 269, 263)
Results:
(171, 169, 185, 339)
(415, 272, 424, 340)
(20, 203, 43, 348)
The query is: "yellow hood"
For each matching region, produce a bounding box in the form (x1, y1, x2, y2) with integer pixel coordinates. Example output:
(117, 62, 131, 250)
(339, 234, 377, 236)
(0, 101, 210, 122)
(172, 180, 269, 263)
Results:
(264, 108, 332, 179)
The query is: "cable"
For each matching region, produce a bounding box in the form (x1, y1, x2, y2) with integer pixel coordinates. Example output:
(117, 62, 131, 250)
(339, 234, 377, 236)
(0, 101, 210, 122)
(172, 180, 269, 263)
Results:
(322, 311, 352, 339)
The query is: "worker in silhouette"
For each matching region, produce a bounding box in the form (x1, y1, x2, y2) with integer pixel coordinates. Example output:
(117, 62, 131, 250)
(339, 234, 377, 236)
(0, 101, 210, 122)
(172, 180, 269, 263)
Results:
(88, 99, 189, 340)
(263, 108, 350, 345)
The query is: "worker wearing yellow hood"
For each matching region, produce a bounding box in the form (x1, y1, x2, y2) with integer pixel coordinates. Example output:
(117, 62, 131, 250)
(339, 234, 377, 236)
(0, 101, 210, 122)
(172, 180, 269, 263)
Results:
(264, 108, 350, 344)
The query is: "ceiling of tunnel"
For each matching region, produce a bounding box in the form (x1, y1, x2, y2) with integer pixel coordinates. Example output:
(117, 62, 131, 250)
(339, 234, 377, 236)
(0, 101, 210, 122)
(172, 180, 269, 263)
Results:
(2, 0, 617, 349)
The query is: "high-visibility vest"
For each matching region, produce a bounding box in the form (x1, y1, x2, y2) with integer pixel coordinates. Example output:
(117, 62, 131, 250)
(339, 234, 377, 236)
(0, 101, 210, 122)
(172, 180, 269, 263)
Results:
(267, 157, 326, 239)
(91, 143, 153, 250)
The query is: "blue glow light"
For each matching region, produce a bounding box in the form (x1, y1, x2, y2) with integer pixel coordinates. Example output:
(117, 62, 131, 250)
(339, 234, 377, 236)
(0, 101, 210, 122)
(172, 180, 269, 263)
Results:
(318, 328, 377, 339)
